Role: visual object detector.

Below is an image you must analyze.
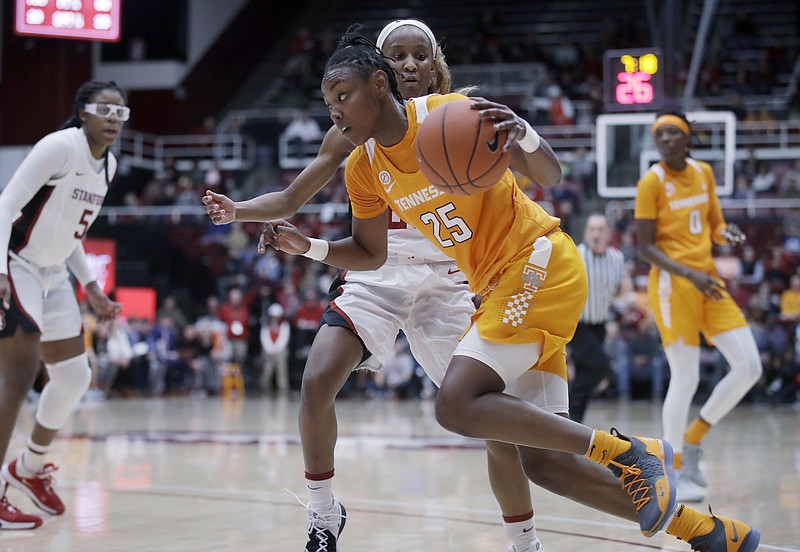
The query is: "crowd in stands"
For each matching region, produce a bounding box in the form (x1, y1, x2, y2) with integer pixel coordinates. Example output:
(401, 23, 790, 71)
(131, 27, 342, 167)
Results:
(273, 6, 796, 127)
(69, 5, 799, 406)
(72, 135, 800, 407)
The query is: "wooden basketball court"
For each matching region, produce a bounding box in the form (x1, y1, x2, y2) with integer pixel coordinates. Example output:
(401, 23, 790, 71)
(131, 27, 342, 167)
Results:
(1, 397, 798, 551)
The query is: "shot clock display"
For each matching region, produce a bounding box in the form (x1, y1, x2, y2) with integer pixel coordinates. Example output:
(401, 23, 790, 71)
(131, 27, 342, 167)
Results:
(15, 0, 121, 42)
(603, 48, 664, 111)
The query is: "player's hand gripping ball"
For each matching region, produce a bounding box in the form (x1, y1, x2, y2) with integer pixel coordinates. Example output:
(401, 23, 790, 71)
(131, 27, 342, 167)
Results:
(416, 99, 511, 196)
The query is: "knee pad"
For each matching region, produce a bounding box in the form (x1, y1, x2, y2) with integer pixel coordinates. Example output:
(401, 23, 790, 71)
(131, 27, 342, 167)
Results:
(36, 353, 92, 430)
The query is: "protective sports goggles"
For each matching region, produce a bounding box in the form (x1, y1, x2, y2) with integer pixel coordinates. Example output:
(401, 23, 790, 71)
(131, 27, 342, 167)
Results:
(83, 103, 131, 121)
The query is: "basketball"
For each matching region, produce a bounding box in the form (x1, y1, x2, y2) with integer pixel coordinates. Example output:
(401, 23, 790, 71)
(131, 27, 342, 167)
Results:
(415, 99, 511, 196)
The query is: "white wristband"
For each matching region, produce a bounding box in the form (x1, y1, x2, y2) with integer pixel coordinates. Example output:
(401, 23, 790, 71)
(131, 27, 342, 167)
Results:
(303, 238, 329, 261)
(517, 120, 541, 153)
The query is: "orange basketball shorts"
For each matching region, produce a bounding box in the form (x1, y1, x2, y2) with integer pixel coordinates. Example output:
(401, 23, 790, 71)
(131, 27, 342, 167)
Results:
(647, 267, 748, 348)
(471, 230, 588, 381)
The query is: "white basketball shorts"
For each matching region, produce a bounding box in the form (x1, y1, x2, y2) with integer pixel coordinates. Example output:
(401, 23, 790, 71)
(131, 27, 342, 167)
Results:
(328, 260, 474, 387)
(1, 254, 82, 342)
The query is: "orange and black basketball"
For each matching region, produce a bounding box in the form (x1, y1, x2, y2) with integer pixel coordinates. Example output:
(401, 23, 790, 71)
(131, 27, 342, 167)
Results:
(415, 99, 511, 196)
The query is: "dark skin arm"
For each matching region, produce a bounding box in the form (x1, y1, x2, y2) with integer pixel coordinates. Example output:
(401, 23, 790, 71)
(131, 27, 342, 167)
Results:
(203, 125, 353, 223)
(636, 218, 726, 300)
(259, 210, 389, 272)
(471, 98, 562, 187)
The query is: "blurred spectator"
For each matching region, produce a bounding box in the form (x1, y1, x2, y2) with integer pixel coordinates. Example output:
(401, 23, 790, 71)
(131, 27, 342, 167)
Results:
(779, 274, 800, 321)
(728, 92, 748, 121)
(727, 278, 753, 309)
(218, 287, 251, 370)
(125, 318, 154, 394)
(779, 159, 800, 197)
(157, 294, 189, 332)
(732, 174, 755, 200)
(751, 161, 776, 193)
(611, 272, 647, 333)
(292, 290, 326, 378)
(195, 296, 230, 375)
(260, 304, 291, 394)
(569, 147, 596, 190)
(764, 246, 794, 291)
(551, 36, 580, 71)
(181, 323, 220, 396)
(282, 108, 322, 158)
(738, 245, 765, 286)
(604, 321, 630, 397)
(93, 318, 134, 397)
(189, 115, 218, 137)
(146, 314, 186, 395)
(547, 86, 575, 126)
(616, 318, 666, 400)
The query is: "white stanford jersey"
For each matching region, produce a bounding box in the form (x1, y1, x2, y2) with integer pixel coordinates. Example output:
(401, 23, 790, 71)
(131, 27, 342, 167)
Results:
(341, 209, 454, 288)
(387, 208, 451, 263)
(2, 127, 115, 271)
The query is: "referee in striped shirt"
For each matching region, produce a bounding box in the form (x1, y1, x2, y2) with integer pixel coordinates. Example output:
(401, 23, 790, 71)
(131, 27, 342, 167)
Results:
(568, 213, 626, 423)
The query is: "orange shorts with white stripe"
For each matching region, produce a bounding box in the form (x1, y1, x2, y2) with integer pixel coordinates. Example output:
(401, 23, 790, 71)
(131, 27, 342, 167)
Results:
(647, 267, 748, 348)
(472, 230, 587, 381)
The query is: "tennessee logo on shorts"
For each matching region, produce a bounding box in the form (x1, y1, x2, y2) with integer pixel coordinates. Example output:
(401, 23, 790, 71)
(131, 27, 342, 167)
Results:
(0, 310, 5, 331)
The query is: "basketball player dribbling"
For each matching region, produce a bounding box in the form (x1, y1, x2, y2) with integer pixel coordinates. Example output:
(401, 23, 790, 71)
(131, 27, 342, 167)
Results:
(261, 27, 761, 552)
(205, 20, 557, 552)
(635, 111, 763, 503)
(0, 81, 126, 529)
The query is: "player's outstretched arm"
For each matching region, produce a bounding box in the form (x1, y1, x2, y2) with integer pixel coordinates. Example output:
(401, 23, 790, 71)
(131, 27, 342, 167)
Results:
(202, 125, 354, 224)
(259, 211, 389, 272)
(470, 97, 561, 187)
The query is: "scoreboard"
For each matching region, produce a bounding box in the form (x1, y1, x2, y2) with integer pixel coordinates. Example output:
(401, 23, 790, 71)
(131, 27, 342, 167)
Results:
(15, 0, 121, 42)
(603, 48, 664, 111)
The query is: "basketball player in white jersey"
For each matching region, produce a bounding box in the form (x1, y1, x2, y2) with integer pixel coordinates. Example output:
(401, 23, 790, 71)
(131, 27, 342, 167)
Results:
(204, 20, 559, 552)
(0, 81, 127, 529)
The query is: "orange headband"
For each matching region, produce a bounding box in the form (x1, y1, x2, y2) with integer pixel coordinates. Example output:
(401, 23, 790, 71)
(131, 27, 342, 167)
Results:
(652, 114, 690, 136)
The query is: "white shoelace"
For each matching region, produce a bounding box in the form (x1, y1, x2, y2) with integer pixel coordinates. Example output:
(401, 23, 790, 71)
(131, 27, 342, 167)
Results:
(285, 488, 347, 543)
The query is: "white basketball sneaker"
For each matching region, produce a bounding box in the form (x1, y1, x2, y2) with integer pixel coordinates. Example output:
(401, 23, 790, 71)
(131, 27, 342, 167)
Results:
(675, 472, 706, 502)
(508, 538, 544, 552)
(682, 443, 708, 487)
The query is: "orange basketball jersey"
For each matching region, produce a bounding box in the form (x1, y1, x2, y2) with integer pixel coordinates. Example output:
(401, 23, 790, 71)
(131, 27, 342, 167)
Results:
(346, 93, 560, 294)
(634, 158, 727, 273)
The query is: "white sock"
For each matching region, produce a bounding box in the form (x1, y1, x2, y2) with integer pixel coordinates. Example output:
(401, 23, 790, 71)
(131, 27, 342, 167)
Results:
(504, 511, 538, 550)
(20, 438, 49, 474)
(306, 472, 335, 513)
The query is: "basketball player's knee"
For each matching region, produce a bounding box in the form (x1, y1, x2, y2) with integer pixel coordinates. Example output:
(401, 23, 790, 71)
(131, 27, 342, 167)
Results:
(743, 345, 763, 382)
(741, 357, 763, 385)
(299, 367, 342, 406)
(434, 390, 472, 435)
(36, 353, 91, 429)
(485, 440, 517, 461)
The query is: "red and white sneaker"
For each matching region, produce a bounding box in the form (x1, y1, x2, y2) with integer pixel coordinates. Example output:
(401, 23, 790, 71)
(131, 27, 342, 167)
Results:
(2, 460, 65, 515)
(0, 481, 43, 530)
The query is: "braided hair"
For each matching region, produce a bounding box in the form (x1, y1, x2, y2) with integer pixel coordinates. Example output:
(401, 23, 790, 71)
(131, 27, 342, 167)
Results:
(324, 25, 404, 105)
(60, 80, 127, 187)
